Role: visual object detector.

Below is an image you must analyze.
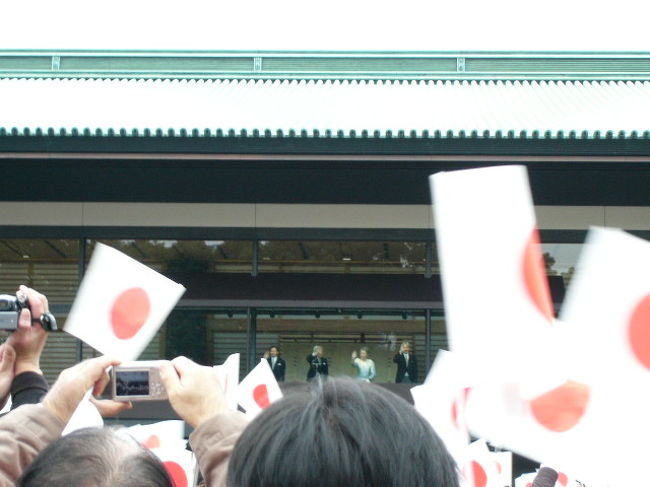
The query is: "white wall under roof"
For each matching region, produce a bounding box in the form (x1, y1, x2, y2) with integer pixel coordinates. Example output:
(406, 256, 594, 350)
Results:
(0, 0, 647, 52)
(2, 202, 650, 231)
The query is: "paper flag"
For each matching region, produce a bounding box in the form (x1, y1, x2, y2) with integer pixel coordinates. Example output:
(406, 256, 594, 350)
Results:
(463, 374, 625, 487)
(64, 243, 185, 360)
(514, 472, 537, 487)
(460, 439, 502, 487)
(213, 353, 240, 411)
(430, 166, 557, 381)
(561, 227, 650, 384)
(125, 420, 185, 450)
(237, 359, 282, 418)
(491, 451, 512, 487)
(150, 446, 196, 487)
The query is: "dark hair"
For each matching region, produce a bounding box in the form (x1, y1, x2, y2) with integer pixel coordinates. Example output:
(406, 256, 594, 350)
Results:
(227, 378, 459, 487)
(269, 345, 280, 354)
(18, 427, 173, 487)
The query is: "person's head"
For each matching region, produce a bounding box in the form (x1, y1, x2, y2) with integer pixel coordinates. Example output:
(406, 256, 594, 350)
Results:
(400, 341, 412, 353)
(269, 346, 280, 358)
(227, 378, 459, 487)
(312, 345, 323, 357)
(359, 346, 369, 360)
(18, 427, 173, 487)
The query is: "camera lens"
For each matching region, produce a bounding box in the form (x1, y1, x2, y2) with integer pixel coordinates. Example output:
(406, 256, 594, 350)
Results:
(0, 299, 10, 311)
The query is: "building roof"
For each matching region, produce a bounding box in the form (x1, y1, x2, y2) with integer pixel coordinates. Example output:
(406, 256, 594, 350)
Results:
(1, 77, 649, 140)
(3, 50, 650, 81)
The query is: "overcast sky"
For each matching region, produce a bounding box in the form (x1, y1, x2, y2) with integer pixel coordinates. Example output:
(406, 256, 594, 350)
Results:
(0, 0, 647, 52)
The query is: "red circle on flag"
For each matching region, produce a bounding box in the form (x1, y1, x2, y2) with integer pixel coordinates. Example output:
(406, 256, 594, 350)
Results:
(110, 287, 151, 340)
(163, 461, 187, 487)
(529, 380, 590, 432)
(471, 460, 488, 487)
(522, 229, 554, 322)
(450, 387, 471, 431)
(253, 384, 271, 409)
(557, 472, 569, 486)
(451, 398, 460, 430)
(143, 434, 161, 449)
(628, 294, 650, 369)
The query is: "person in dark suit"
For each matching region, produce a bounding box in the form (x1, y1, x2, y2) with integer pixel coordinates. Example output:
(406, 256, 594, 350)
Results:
(265, 346, 286, 382)
(306, 345, 328, 380)
(393, 341, 418, 383)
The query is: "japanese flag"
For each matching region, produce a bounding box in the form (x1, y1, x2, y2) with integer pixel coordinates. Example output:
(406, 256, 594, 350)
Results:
(459, 439, 502, 487)
(430, 166, 558, 381)
(462, 375, 620, 486)
(125, 420, 185, 450)
(411, 350, 471, 465)
(514, 472, 537, 487)
(213, 353, 240, 411)
(64, 243, 186, 360)
(561, 227, 650, 385)
(150, 446, 196, 487)
(237, 359, 282, 418)
(491, 451, 512, 487)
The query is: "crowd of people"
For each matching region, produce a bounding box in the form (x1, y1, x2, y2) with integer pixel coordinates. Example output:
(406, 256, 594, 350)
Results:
(0, 286, 560, 486)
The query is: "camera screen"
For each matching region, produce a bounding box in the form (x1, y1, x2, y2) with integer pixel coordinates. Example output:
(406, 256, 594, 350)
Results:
(115, 370, 149, 396)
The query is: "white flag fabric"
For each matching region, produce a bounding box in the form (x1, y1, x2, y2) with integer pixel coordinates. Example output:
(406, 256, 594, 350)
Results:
(430, 165, 555, 381)
(514, 472, 537, 487)
(125, 420, 185, 450)
(561, 227, 650, 384)
(213, 353, 240, 411)
(64, 243, 186, 360)
(557, 226, 650, 484)
(237, 359, 282, 418)
(150, 446, 196, 487)
(491, 451, 512, 487)
(459, 439, 501, 487)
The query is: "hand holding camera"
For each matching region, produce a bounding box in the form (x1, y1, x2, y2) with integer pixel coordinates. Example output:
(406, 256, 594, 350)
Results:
(159, 356, 228, 428)
(3, 286, 55, 376)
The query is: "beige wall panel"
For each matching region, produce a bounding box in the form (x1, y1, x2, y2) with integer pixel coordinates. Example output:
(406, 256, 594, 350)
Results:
(535, 206, 605, 230)
(0, 202, 83, 225)
(82, 203, 256, 227)
(604, 207, 650, 230)
(256, 204, 431, 229)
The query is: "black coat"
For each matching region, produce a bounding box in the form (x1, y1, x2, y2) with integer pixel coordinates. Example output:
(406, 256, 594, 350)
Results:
(306, 354, 329, 380)
(393, 352, 418, 383)
(267, 356, 286, 382)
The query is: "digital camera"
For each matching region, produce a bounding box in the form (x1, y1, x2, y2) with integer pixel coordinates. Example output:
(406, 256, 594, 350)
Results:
(0, 293, 57, 331)
(112, 361, 168, 402)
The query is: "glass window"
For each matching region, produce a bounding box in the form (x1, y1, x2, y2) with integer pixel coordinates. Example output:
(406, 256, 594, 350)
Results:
(0, 239, 80, 303)
(89, 240, 253, 273)
(541, 243, 583, 286)
(256, 309, 427, 382)
(258, 241, 427, 274)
